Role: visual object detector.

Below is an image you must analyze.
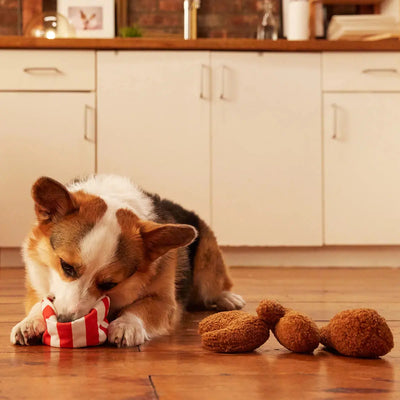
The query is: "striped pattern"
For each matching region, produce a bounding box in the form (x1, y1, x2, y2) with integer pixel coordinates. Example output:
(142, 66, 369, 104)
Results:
(42, 296, 110, 348)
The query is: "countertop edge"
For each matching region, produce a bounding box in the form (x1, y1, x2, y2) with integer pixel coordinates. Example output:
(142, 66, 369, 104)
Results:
(0, 37, 400, 51)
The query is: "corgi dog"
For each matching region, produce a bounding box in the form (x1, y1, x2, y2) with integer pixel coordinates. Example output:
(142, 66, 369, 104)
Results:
(10, 175, 244, 347)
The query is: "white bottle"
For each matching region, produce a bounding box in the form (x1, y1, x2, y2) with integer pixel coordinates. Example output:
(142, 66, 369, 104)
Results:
(183, 0, 192, 40)
(287, 0, 309, 40)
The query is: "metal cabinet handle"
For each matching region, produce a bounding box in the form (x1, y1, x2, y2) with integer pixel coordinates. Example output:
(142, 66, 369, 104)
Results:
(84, 105, 95, 143)
(23, 67, 63, 74)
(220, 65, 228, 100)
(200, 64, 209, 100)
(331, 103, 339, 140)
(362, 68, 399, 74)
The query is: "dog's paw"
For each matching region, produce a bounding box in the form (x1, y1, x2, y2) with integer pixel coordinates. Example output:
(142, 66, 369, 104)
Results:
(108, 314, 149, 348)
(10, 316, 46, 345)
(215, 291, 246, 311)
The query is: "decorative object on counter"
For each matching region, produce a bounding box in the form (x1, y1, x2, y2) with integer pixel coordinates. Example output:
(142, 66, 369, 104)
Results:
(119, 25, 143, 38)
(58, 0, 115, 38)
(284, 0, 321, 38)
(24, 11, 76, 38)
(184, 0, 200, 39)
(309, 0, 384, 39)
(257, 0, 279, 40)
(327, 14, 400, 40)
(287, 0, 310, 40)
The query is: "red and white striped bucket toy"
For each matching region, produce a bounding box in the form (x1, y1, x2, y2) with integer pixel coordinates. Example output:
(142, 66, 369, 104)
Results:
(41, 296, 110, 348)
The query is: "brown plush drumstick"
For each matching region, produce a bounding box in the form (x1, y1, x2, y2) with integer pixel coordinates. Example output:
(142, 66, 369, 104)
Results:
(320, 309, 394, 358)
(199, 310, 270, 353)
(257, 300, 320, 354)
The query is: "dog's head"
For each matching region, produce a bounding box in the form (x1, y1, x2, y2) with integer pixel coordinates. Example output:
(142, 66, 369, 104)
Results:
(27, 177, 197, 322)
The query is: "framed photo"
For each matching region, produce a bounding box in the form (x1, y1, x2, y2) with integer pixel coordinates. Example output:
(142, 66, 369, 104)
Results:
(58, 0, 115, 38)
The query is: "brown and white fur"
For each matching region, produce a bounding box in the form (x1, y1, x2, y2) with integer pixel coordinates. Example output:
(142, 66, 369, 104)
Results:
(10, 175, 244, 347)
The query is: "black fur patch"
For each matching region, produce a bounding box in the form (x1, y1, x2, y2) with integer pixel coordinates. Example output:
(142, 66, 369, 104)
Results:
(145, 191, 201, 306)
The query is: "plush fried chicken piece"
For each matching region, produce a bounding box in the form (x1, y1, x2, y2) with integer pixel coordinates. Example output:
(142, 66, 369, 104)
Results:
(257, 300, 320, 354)
(198, 310, 269, 353)
(320, 308, 394, 358)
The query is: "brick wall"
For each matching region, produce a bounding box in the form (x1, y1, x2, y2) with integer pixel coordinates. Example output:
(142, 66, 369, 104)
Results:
(0, 0, 278, 38)
(0, 0, 20, 35)
(127, 0, 276, 38)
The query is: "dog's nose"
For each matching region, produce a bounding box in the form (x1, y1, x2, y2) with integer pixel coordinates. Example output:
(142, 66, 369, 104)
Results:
(57, 313, 74, 323)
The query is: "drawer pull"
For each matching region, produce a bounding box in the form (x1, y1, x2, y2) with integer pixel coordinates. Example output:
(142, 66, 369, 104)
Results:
(331, 103, 338, 140)
(200, 64, 209, 100)
(84, 104, 95, 143)
(220, 65, 228, 100)
(362, 68, 399, 75)
(23, 67, 63, 74)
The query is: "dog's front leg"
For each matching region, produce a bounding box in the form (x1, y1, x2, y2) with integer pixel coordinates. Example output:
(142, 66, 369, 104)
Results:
(10, 301, 46, 345)
(108, 296, 179, 348)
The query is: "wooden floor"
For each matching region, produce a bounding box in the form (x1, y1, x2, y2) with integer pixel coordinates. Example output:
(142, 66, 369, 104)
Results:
(1, 267, 399, 400)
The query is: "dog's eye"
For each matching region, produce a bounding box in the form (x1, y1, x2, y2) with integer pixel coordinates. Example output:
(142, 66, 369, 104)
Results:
(60, 259, 77, 278)
(97, 282, 117, 291)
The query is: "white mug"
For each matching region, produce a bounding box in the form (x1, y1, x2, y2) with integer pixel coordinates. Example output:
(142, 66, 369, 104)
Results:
(287, 0, 309, 40)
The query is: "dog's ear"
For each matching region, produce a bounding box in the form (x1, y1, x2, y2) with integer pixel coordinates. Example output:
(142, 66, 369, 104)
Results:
(32, 177, 77, 223)
(139, 221, 197, 263)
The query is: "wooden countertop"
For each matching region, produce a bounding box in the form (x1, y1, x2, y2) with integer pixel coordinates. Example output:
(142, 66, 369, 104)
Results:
(0, 36, 400, 51)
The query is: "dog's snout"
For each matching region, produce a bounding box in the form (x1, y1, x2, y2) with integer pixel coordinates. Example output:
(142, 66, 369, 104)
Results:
(57, 313, 74, 323)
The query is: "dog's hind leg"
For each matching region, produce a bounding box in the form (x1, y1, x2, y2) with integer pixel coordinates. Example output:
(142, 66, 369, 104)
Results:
(188, 219, 245, 311)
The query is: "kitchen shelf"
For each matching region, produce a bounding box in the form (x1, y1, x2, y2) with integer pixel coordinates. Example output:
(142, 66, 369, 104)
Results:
(0, 36, 399, 51)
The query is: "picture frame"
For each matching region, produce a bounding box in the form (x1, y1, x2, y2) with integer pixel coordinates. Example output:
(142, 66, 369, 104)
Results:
(58, 0, 115, 38)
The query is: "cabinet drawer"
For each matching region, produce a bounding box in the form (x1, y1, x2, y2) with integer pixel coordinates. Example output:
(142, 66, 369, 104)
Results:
(0, 50, 95, 91)
(323, 52, 400, 92)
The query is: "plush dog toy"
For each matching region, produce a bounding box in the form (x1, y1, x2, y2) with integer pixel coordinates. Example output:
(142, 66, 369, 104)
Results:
(41, 296, 110, 348)
(199, 299, 394, 358)
(256, 299, 321, 353)
(197, 310, 270, 353)
(320, 308, 394, 358)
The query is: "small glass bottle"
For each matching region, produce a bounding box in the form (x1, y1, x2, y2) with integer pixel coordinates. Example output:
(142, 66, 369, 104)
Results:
(257, 0, 278, 40)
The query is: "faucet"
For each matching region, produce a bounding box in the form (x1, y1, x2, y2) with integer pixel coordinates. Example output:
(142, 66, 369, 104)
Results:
(184, 0, 201, 40)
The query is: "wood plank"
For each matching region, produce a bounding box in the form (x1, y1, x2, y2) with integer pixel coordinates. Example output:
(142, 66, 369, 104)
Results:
(151, 370, 399, 400)
(0, 376, 156, 400)
(0, 37, 400, 51)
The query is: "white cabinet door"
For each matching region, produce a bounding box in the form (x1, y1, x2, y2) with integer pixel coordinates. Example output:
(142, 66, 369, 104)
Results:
(97, 51, 211, 222)
(211, 52, 322, 246)
(324, 93, 400, 245)
(0, 92, 95, 247)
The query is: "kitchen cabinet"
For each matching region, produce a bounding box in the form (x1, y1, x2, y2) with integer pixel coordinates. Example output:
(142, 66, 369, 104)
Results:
(4, 48, 400, 251)
(324, 93, 400, 244)
(97, 51, 323, 246)
(0, 92, 95, 247)
(211, 53, 322, 245)
(323, 52, 400, 92)
(97, 51, 211, 222)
